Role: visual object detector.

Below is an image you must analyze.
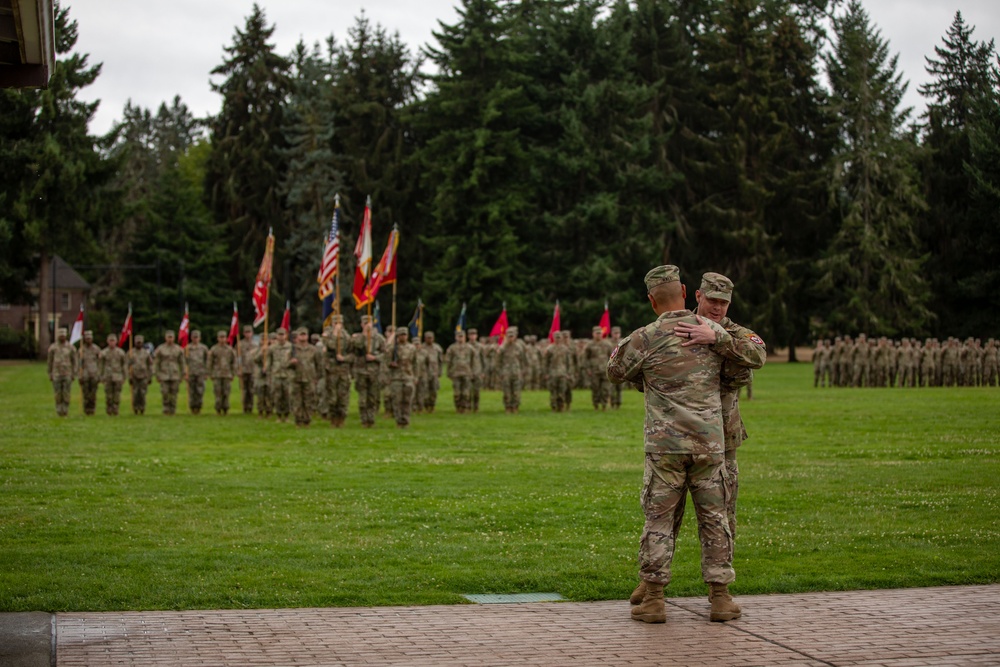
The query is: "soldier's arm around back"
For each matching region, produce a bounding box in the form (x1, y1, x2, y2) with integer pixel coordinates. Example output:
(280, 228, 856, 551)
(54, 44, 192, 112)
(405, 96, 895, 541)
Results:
(712, 321, 766, 370)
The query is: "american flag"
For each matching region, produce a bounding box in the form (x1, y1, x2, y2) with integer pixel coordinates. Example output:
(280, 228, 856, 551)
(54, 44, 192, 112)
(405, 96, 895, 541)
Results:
(317, 203, 340, 300)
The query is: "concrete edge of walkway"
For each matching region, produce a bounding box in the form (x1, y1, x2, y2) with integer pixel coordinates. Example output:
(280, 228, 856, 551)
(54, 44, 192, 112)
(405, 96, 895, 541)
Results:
(0, 611, 53, 667)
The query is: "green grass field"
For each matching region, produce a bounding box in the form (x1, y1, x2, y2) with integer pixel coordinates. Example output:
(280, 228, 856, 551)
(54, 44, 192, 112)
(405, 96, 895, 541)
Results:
(1, 360, 998, 612)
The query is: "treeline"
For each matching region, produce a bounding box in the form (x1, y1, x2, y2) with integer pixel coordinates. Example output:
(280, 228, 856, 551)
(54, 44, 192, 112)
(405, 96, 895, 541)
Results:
(2, 0, 999, 352)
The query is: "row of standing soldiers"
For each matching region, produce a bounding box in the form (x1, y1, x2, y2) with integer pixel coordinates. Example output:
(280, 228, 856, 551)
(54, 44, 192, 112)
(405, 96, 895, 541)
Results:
(812, 334, 1000, 388)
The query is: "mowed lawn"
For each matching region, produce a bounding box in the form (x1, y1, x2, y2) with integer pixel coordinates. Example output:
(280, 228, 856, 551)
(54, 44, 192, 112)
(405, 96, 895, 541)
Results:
(1, 360, 998, 612)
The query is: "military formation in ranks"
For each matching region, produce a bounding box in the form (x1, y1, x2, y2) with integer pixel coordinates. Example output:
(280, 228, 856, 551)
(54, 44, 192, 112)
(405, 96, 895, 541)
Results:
(46, 313, 628, 422)
(812, 335, 1000, 388)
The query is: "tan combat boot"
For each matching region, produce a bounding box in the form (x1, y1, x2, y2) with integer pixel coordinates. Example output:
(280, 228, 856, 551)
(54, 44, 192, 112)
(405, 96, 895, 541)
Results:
(630, 582, 666, 623)
(709, 583, 741, 622)
(629, 580, 646, 605)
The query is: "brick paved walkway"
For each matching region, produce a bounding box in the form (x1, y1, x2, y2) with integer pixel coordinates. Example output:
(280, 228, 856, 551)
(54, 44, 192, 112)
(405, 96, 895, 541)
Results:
(42, 585, 1000, 666)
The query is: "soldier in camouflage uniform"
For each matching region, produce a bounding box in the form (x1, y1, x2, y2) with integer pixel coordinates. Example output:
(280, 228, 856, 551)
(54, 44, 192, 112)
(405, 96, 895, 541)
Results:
(252, 341, 271, 417)
(942, 338, 959, 386)
(289, 327, 322, 426)
(387, 326, 418, 427)
(584, 325, 613, 410)
(353, 316, 386, 427)
(983, 339, 998, 387)
(445, 330, 475, 412)
(311, 333, 325, 417)
(128, 334, 153, 415)
(78, 330, 101, 415)
(608, 265, 740, 625)
(467, 328, 485, 412)
(208, 330, 237, 415)
(497, 326, 529, 413)
(99, 333, 127, 416)
(524, 335, 542, 390)
(414, 332, 442, 413)
(267, 327, 294, 422)
(898, 338, 917, 388)
(154, 331, 185, 415)
(47, 327, 77, 417)
(544, 330, 575, 412)
(238, 326, 257, 413)
(185, 330, 209, 414)
(608, 327, 623, 408)
(322, 317, 353, 427)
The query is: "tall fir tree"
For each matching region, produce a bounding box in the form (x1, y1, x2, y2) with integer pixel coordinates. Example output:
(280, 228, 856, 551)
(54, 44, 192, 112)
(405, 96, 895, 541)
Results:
(205, 4, 292, 306)
(917, 12, 999, 335)
(819, 0, 931, 336)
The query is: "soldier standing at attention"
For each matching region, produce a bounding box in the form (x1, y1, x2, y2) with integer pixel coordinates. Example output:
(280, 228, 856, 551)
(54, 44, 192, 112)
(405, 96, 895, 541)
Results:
(78, 330, 101, 416)
(422, 332, 444, 413)
(813, 339, 827, 387)
(154, 331, 185, 415)
(584, 325, 613, 410)
(497, 326, 529, 413)
(185, 330, 209, 414)
(352, 315, 386, 427)
(289, 327, 322, 427)
(608, 327, 623, 408)
(387, 326, 418, 427)
(99, 333, 127, 416)
(208, 330, 237, 415)
(467, 328, 485, 412)
(607, 265, 740, 625)
(322, 316, 353, 428)
(47, 327, 77, 417)
(252, 341, 271, 417)
(238, 325, 257, 414)
(445, 330, 474, 413)
(128, 334, 153, 415)
(267, 327, 294, 423)
(544, 330, 574, 412)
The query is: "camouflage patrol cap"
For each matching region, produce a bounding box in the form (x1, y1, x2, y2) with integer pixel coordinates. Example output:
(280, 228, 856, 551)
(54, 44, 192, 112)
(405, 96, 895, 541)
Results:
(275, 326, 288, 334)
(134, 335, 144, 343)
(191, 330, 201, 338)
(644, 265, 680, 291)
(508, 326, 518, 334)
(84, 330, 93, 337)
(294, 327, 308, 336)
(396, 326, 409, 335)
(360, 315, 372, 324)
(468, 328, 478, 335)
(330, 314, 343, 323)
(243, 325, 253, 334)
(611, 326, 621, 334)
(592, 326, 603, 334)
(699, 272, 734, 303)
(217, 330, 227, 338)
(57, 327, 68, 336)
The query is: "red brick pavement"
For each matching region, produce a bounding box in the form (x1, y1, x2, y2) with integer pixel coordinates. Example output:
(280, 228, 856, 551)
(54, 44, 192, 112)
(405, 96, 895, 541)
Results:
(55, 585, 1000, 666)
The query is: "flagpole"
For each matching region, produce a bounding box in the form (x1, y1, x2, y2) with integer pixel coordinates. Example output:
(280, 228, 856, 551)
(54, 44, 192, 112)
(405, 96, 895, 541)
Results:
(334, 194, 341, 318)
(128, 304, 134, 415)
(391, 224, 398, 332)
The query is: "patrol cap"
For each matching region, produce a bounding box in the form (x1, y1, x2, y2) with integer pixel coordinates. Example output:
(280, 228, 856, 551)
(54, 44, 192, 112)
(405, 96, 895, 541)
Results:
(191, 330, 201, 338)
(134, 335, 144, 343)
(57, 327, 68, 336)
(84, 330, 93, 337)
(330, 314, 343, 323)
(243, 325, 253, 334)
(294, 327, 308, 336)
(360, 315, 372, 324)
(467, 328, 478, 335)
(396, 326, 409, 335)
(507, 326, 518, 334)
(611, 326, 621, 334)
(644, 265, 680, 291)
(275, 326, 288, 334)
(424, 331, 435, 338)
(217, 330, 227, 338)
(592, 326, 603, 334)
(699, 272, 734, 303)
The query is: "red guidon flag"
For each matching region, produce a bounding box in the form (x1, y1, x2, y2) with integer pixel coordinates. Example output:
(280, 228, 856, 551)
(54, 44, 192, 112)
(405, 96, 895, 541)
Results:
(178, 303, 190, 348)
(362, 225, 399, 305)
(352, 196, 373, 309)
(118, 304, 133, 348)
(69, 303, 85, 345)
(599, 301, 611, 338)
(227, 302, 239, 345)
(253, 229, 276, 327)
(280, 301, 291, 332)
(548, 301, 560, 342)
(489, 306, 509, 342)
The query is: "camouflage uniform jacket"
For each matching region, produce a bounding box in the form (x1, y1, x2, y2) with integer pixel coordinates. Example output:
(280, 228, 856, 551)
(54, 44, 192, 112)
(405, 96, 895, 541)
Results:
(388, 340, 418, 380)
(291, 343, 322, 383)
(445, 341, 474, 378)
(79, 343, 101, 380)
(186, 343, 210, 377)
(238, 339, 258, 375)
(154, 343, 186, 381)
(606, 309, 731, 455)
(267, 341, 295, 380)
(468, 341, 485, 377)
(583, 338, 614, 376)
(323, 329, 354, 377)
(99, 345, 128, 383)
(544, 343, 576, 379)
(352, 331, 387, 377)
(128, 347, 153, 380)
(423, 343, 443, 377)
(716, 316, 766, 451)
(208, 344, 237, 379)
(48, 341, 77, 379)
(496, 339, 529, 378)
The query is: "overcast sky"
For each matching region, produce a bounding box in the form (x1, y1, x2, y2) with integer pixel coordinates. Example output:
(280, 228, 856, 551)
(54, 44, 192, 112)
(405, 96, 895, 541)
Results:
(67, 0, 1000, 136)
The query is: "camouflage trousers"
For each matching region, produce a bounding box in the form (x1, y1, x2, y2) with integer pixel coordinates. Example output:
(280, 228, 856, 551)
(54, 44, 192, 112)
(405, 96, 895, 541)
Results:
(451, 375, 472, 411)
(187, 375, 206, 413)
(898, 364, 916, 388)
(80, 377, 99, 415)
(548, 376, 571, 411)
(672, 449, 739, 548)
(271, 379, 291, 419)
(240, 373, 254, 413)
(212, 377, 231, 414)
(355, 373, 380, 426)
(471, 376, 482, 412)
(325, 372, 352, 421)
(416, 376, 439, 412)
(289, 379, 314, 426)
(590, 374, 610, 409)
(52, 377, 73, 416)
(390, 378, 415, 426)
(610, 381, 622, 409)
(255, 377, 272, 417)
(160, 379, 180, 414)
(639, 452, 734, 586)
(104, 380, 123, 416)
(130, 378, 149, 414)
(501, 374, 522, 410)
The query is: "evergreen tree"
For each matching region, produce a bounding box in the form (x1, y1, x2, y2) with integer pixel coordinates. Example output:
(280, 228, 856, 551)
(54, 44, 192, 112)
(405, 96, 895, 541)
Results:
(819, 0, 931, 336)
(917, 12, 999, 335)
(0, 2, 119, 353)
(205, 4, 292, 302)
